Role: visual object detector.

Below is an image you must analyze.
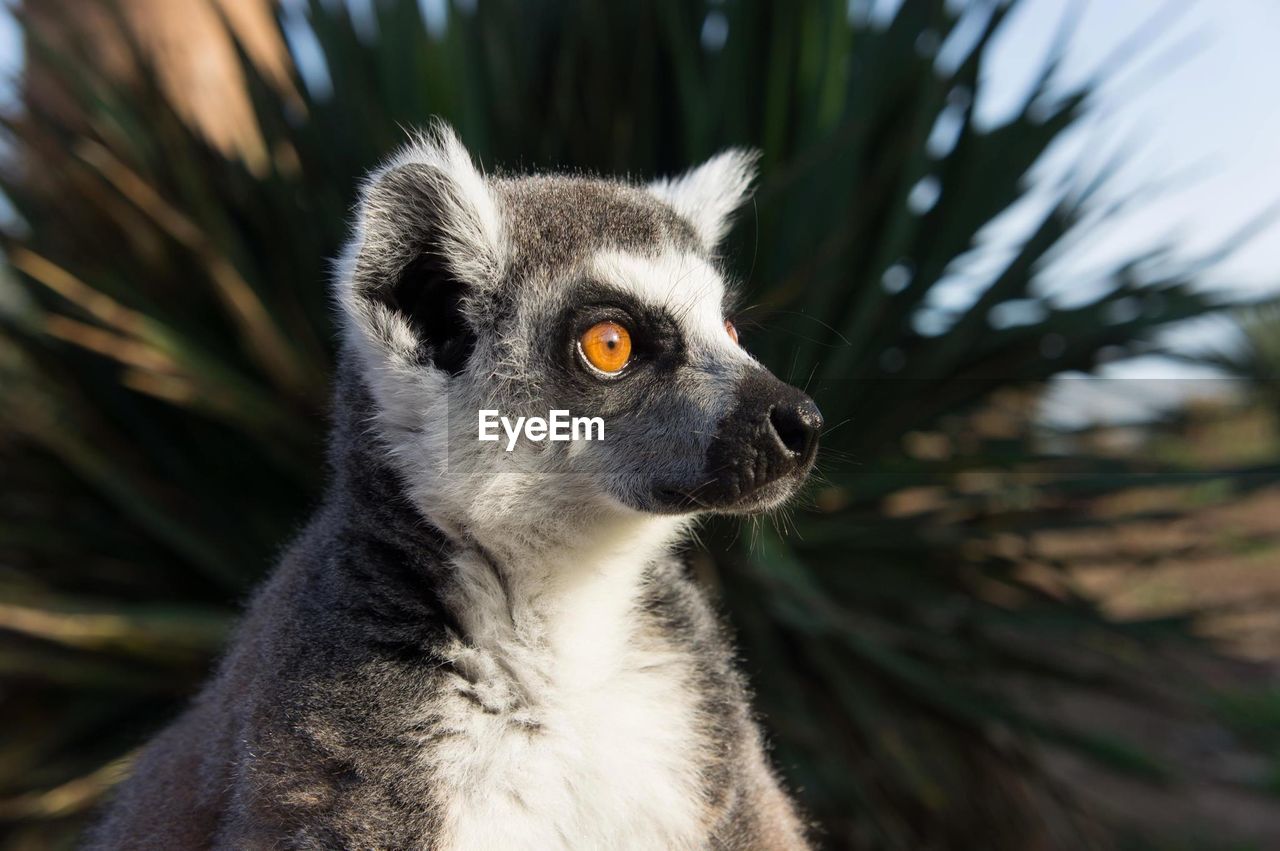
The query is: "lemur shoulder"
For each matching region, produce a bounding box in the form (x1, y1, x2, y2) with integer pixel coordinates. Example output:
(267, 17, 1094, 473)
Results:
(88, 124, 822, 850)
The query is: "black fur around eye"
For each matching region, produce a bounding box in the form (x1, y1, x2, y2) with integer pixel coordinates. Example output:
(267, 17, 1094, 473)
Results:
(559, 283, 686, 376)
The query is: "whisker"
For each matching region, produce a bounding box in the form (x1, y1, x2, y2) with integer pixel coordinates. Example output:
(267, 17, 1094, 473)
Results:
(821, 417, 853, 438)
(770, 310, 853, 346)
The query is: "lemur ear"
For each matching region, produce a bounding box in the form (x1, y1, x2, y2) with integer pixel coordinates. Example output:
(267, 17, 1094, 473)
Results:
(341, 123, 505, 374)
(646, 149, 760, 252)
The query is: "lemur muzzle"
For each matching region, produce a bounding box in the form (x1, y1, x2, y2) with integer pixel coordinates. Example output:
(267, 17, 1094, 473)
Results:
(647, 368, 822, 512)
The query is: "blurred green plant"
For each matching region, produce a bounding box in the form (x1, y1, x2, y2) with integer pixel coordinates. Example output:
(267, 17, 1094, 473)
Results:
(1, 1, 1277, 848)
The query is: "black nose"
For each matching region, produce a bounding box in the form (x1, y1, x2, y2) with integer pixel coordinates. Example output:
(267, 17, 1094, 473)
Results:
(768, 399, 823, 463)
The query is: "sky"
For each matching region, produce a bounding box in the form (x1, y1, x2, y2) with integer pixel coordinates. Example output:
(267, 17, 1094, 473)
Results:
(1, 0, 1279, 421)
(988, 0, 1280, 300)
(992, 0, 1280, 423)
(882, 0, 1280, 423)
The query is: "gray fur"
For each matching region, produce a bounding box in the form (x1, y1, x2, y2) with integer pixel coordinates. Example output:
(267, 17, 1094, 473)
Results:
(87, 124, 812, 850)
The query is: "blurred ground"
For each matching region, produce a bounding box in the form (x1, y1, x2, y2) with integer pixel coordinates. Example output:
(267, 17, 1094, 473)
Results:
(1032, 408, 1280, 848)
(1065, 488, 1280, 662)
(867, 398, 1280, 848)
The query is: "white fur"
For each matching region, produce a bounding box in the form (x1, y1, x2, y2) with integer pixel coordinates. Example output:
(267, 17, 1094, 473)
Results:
(382, 123, 507, 291)
(333, 122, 507, 370)
(591, 249, 757, 365)
(426, 518, 711, 850)
(647, 149, 760, 251)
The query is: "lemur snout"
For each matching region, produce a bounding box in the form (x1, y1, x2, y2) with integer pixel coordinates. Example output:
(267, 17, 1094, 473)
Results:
(711, 372, 821, 491)
(650, 369, 822, 514)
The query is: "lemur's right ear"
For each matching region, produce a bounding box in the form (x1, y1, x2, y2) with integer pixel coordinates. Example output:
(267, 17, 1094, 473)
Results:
(340, 123, 505, 374)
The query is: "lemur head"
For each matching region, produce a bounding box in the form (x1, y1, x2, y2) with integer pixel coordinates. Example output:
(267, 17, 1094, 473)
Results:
(336, 123, 821, 553)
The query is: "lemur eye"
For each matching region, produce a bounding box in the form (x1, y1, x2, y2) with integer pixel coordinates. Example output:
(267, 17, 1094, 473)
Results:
(725, 319, 740, 345)
(578, 321, 632, 374)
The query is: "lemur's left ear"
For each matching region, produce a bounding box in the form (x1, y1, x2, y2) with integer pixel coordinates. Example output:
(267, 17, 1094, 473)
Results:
(340, 123, 505, 374)
(647, 149, 760, 252)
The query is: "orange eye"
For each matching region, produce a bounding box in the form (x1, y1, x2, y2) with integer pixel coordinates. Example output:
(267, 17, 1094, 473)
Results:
(725, 319, 740, 345)
(578, 321, 632, 374)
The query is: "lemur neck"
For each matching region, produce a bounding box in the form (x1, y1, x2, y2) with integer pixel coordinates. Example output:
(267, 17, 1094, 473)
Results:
(455, 513, 687, 692)
(327, 363, 436, 537)
(327, 363, 689, 677)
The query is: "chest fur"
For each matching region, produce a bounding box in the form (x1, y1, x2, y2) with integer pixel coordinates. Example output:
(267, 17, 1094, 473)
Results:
(418, 545, 714, 849)
(424, 640, 710, 849)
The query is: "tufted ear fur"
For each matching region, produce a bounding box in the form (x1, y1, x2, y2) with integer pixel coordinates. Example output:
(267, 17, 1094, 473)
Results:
(646, 149, 759, 252)
(340, 123, 505, 374)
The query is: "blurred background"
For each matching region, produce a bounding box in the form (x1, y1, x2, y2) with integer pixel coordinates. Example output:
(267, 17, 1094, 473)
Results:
(1, 0, 1279, 848)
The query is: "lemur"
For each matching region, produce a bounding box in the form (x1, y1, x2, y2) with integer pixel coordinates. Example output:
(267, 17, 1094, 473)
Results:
(87, 124, 822, 850)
